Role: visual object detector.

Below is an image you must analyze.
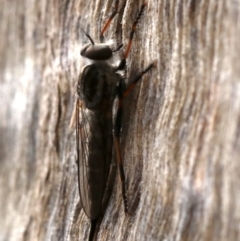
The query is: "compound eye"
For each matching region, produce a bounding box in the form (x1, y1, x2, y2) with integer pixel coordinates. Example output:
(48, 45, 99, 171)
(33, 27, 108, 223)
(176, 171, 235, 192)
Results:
(80, 44, 113, 61)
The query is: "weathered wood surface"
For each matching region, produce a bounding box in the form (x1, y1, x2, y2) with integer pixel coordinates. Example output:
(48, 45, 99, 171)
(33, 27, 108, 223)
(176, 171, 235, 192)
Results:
(0, 0, 240, 240)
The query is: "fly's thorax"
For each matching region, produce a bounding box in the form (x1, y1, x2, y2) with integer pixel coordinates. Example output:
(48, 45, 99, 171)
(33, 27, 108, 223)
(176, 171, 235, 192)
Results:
(77, 63, 121, 111)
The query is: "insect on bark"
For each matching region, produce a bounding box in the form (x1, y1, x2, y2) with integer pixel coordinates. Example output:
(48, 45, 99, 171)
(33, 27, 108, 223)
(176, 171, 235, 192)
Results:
(75, 1, 154, 239)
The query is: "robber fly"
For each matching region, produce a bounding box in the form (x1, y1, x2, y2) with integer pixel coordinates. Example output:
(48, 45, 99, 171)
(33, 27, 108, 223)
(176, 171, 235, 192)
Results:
(75, 1, 153, 239)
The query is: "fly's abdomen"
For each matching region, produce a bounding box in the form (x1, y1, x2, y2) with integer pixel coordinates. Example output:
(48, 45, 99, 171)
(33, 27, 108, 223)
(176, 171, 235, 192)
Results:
(78, 109, 113, 219)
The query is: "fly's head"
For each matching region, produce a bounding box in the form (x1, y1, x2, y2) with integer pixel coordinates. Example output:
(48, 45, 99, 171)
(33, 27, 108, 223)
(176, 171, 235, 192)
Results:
(80, 30, 113, 61)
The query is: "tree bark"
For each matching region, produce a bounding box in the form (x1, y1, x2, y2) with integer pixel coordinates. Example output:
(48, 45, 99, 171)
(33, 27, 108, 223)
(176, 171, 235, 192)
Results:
(1, 0, 240, 241)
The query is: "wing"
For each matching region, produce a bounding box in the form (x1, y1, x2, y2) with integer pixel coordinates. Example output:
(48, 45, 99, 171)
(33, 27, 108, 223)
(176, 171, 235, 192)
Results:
(76, 99, 112, 220)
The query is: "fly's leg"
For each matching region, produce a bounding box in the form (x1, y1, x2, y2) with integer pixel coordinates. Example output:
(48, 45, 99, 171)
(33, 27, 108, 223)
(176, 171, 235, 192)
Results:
(123, 63, 154, 98)
(100, 0, 119, 42)
(117, 3, 147, 71)
(114, 63, 154, 213)
(113, 3, 150, 213)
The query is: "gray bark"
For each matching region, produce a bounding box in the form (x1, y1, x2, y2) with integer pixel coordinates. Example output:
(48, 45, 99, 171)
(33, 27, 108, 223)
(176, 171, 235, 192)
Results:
(1, 0, 240, 241)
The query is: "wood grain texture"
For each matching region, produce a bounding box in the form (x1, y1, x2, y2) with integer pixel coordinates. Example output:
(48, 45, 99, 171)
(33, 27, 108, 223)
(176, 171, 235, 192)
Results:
(0, 0, 240, 240)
